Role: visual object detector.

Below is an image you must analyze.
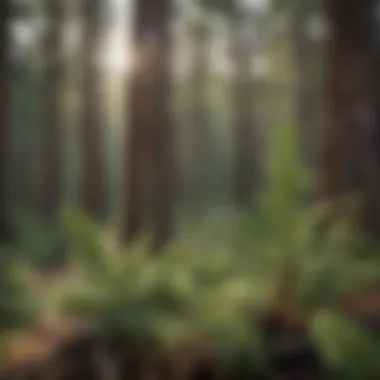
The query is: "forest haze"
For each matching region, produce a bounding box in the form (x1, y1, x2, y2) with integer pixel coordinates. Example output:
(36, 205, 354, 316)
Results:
(0, 1, 379, 380)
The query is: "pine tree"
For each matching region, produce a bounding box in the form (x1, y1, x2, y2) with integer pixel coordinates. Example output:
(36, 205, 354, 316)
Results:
(322, 0, 380, 232)
(81, 0, 106, 219)
(124, 0, 175, 250)
(41, 0, 64, 216)
(0, 0, 11, 242)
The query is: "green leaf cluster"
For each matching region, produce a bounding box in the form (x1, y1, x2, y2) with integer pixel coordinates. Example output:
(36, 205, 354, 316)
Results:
(55, 206, 265, 365)
(312, 311, 380, 379)
(46, 123, 380, 373)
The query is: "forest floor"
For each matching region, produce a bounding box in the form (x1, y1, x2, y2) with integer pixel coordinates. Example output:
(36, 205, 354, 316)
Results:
(1, 268, 379, 379)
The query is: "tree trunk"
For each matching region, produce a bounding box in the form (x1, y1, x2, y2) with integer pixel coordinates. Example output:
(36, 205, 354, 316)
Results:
(81, 0, 106, 219)
(231, 21, 256, 209)
(188, 20, 210, 213)
(123, 0, 154, 243)
(124, 0, 175, 250)
(0, 0, 10, 242)
(293, 1, 320, 171)
(147, 0, 175, 251)
(41, 0, 64, 216)
(322, 0, 380, 232)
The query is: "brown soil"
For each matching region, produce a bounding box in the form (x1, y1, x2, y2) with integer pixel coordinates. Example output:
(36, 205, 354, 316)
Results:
(0, 310, 323, 380)
(4, 272, 379, 379)
(0, 321, 267, 380)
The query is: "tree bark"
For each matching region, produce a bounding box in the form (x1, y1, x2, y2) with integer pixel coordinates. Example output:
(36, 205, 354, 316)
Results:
(188, 20, 210, 213)
(81, 0, 106, 219)
(124, 0, 175, 250)
(293, 1, 320, 171)
(124, 0, 154, 243)
(41, 0, 64, 216)
(0, 0, 10, 242)
(231, 21, 256, 209)
(322, 0, 380, 232)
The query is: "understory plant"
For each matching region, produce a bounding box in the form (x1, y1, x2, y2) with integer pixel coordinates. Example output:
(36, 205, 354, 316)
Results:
(236, 124, 380, 315)
(236, 124, 380, 377)
(0, 246, 38, 358)
(49, 123, 380, 376)
(10, 210, 67, 269)
(312, 310, 380, 379)
(52, 206, 266, 370)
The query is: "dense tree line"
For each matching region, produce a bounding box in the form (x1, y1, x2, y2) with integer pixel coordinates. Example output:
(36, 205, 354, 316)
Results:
(1, 0, 380, 246)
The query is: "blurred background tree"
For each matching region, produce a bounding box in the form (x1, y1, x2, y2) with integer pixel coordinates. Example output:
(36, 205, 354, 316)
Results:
(322, 0, 380, 234)
(124, 0, 175, 251)
(40, 0, 64, 217)
(2, 0, 380, 246)
(80, 0, 106, 220)
(0, 0, 11, 242)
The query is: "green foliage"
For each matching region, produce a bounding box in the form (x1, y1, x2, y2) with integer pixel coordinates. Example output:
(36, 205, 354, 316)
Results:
(236, 124, 380, 311)
(195, 0, 240, 20)
(11, 210, 65, 267)
(188, 19, 211, 41)
(270, 0, 317, 13)
(48, 123, 380, 374)
(312, 311, 380, 379)
(0, 247, 37, 335)
(55, 206, 265, 366)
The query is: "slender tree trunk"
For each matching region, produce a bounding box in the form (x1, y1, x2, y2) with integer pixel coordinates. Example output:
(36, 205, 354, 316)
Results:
(322, 0, 380, 232)
(188, 20, 210, 213)
(148, 0, 175, 251)
(81, 0, 106, 219)
(124, 0, 153, 243)
(41, 0, 64, 216)
(231, 20, 256, 209)
(124, 0, 175, 250)
(293, 1, 319, 171)
(0, 0, 10, 242)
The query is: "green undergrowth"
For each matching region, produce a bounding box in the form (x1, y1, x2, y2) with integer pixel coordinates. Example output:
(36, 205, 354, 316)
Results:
(52, 206, 266, 368)
(40, 124, 380, 373)
(1, 124, 379, 377)
(312, 311, 380, 379)
(10, 209, 67, 269)
(0, 245, 39, 357)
